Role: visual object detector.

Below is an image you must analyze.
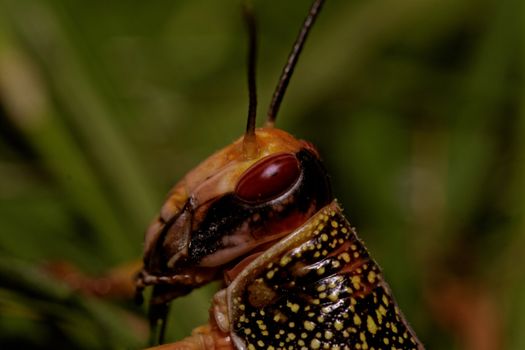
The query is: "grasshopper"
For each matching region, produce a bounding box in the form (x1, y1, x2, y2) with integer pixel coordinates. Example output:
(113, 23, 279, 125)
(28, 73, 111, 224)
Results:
(136, 1, 424, 349)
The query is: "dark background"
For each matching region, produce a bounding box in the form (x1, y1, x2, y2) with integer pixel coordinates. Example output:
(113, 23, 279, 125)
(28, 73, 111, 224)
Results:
(0, 0, 523, 349)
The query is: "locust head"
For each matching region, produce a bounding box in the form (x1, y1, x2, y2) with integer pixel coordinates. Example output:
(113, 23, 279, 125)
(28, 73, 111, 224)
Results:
(137, 1, 329, 343)
(137, 127, 332, 304)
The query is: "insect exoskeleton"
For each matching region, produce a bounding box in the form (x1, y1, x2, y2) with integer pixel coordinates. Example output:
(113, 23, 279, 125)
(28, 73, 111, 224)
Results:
(137, 0, 424, 349)
(137, 127, 332, 303)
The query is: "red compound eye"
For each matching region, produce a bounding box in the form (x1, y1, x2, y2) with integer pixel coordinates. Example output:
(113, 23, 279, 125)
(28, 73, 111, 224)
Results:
(235, 153, 300, 203)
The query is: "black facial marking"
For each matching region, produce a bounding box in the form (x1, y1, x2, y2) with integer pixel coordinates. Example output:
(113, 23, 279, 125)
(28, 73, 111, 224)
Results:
(185, 148, 333, 265)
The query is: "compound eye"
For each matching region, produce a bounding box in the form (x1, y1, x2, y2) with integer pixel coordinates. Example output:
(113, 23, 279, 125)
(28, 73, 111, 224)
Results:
(235, 153, 300, 203)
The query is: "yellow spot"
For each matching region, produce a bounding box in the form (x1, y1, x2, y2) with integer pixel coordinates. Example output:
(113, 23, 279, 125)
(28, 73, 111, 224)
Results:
(311, 339, 321, 349)
(266, 270, 275, 279)
(382, 295, 389, 306)
(328, 293, 339, 302)
(367, 271, 377, 283)
(352, 276, 361, 290)
(375, 311, 383, 324)
(287, 333, 296, 340)
(317, 267, 326, 275)
(383, 338, 389, 345)
(334, 320, 344, 330)
(319, 292, 327, 299)
(248, 344, 256, 350)
(268, 346, 275, 350)
(351, 244, 357, 251)
(324, 330, 334, 340)
(391, 323, 398, 334)
(367, 315, 378, 334)
(341, 227, 348, 233)
(244, 328, 252, 335)
(257, 340, 264, 347)
(354, 314, 362, 325)
(340, 252, 351, 263)
(317, 284, 326, 292)
(317, 315, 325, 323)
(331, 221, 339, 228)
(289, 303, 299, 313)
(304, 321, 315, 331)
(332, 260, 341, 269)
(321, 233, 329, 241)
(379, 305, 387, 316)
(280, 255, 291, 266)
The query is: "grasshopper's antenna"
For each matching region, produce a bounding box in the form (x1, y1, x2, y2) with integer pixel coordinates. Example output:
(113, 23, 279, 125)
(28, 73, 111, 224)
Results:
(242, 1, 259, 159)
(266, 0, 325, 127)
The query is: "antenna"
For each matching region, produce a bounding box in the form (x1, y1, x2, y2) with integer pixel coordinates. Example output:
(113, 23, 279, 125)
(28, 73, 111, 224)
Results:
(266, 0, 325, 126)
(242, 1, 259, 159)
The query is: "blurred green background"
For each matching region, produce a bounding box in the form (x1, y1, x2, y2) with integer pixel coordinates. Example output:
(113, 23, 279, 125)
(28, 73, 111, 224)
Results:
(0, 0, 524, 349)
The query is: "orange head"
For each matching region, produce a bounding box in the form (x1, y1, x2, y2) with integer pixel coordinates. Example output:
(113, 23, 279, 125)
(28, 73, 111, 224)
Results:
(137, 127, 332, 304)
